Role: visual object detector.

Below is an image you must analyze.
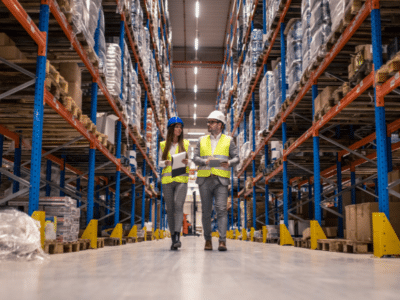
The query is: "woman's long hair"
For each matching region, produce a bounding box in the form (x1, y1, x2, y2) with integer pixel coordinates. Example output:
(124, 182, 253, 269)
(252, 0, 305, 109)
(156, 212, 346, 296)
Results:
(162, 124, 187, 160)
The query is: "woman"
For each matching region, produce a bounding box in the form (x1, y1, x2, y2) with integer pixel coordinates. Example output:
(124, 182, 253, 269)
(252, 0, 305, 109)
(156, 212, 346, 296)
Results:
(160, 117, 189, 250)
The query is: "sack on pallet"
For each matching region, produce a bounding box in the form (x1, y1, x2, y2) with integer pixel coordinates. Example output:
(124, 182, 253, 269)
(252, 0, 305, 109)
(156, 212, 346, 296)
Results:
(0, 209, 48, 261)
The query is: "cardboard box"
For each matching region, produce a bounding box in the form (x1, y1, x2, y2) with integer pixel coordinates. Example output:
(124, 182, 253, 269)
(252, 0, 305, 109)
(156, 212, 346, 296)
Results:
(323, 227, 337, 238)
(345, 204, 357, 241)
(302, 227, 310, 240)
(389, 169, 400, 202)
(0, 33, 15, 46)
(68, 81, 82, 110)
(356, 202, 379, 242)
(59, 63, 81, 83)
(0, 45, 26, 60)
(356, 202, 400, 242)
(97, 113, 119, 145)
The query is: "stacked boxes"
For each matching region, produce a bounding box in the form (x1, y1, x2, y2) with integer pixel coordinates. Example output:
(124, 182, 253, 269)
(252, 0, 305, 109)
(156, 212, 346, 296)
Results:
(43, 197, 80, 242)
(130, 0, 161, 114)
(249, 110, 260, 148)
(105, 43, 122, 97)
(346, 202, 400, 242)
(0, 33, 26, 60)
(286, 19, 302, 98)
(70, 0, 102, 51)
(301, 0, 331, 75)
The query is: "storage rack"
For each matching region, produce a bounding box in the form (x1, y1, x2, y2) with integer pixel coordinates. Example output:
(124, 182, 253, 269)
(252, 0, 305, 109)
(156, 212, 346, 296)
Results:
(219, 0, 400, 253)
(0, 0, 173, 235)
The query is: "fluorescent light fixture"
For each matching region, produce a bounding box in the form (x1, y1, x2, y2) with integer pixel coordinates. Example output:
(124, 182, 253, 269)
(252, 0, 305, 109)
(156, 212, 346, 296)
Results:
(193, 113, 197, 120)
(194, 103, 197, 108)
(188, 139, 199, 142)
(195, 1, 200, 18)
(195, 38, 199, 50)
(188, 132, 204, 135)
(194, 84, 198, 93)
(194, 67, 198, 74)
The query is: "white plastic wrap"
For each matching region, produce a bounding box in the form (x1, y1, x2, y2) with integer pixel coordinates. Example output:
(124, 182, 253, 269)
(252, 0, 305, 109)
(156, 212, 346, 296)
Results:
(329, 0, 349, 31)
(106, 43, 122, 97)
(0, 209, 48, 261)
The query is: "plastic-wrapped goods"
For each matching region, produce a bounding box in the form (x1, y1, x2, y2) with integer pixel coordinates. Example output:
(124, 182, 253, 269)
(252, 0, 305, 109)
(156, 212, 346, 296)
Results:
(286, 20, 303, 97)
(267, 0, 280, 31)
(249, 110, 260, 148)
(106, 43, 122, 97)
(288, 62, 302, 96)
(0, 209, 48, 261)
(310, 23, 331, 59)
(309, 0, 331, 65)
(329, 0, 349, 32)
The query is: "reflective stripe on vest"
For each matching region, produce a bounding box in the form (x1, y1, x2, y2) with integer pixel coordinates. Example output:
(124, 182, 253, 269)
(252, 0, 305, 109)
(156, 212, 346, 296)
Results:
(197, 134, 231, 178)
(160, 139, 190, 184)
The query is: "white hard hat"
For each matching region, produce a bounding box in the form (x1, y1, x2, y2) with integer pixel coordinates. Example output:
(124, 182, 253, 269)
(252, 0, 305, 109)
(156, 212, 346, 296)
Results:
(207, 110, 226, 125)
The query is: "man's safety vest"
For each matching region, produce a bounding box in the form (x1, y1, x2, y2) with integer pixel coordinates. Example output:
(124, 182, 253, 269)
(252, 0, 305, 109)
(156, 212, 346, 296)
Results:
(197, 134, 231, 178)
(160, 139, 190, 184)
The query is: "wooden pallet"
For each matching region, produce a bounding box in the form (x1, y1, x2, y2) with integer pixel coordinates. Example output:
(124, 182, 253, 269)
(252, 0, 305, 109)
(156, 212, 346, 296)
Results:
(375, 52, 400, 84)
(97, 237, 105, 248)
(349, 60, 373, 87)
(137, 237, 145, 242)
(317, 239, 373, 254)
(78, 238, 91, 250)
(104, 237, 121, 246)
(124, 237, 137, 243)
(266, 237, 279, 244)
(44, 240, 81, 254)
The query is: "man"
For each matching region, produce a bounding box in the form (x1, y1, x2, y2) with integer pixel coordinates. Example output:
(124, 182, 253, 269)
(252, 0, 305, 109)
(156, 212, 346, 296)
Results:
(193, 110, 240, 251)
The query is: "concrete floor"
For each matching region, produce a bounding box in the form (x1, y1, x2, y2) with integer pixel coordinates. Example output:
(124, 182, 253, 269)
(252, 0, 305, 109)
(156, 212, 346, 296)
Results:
(1, 237, 400, 300)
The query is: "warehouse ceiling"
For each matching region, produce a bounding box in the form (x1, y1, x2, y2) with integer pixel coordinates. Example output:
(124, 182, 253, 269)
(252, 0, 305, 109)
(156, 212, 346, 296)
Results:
(169, 0, 232, 137)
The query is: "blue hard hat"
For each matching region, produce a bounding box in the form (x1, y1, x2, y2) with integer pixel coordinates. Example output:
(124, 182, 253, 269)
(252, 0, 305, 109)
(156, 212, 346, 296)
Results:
(167, 116, 184, 128)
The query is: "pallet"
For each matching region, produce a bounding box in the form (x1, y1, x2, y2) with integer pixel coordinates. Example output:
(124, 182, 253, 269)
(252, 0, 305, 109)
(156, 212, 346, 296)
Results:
(44, 240, 80, 254)
(284, 137, 297, 151)
(294, 238, 311, 249)
(317, 239, 373, 254)
(97, 237, 105, 248)
(266, 237, 279, 244)
(137, 237, 145, 242)
(349, 60, 373, 87)
(104, 237, 121, 246)
(78, 238, 91, 250)
(124, 237, 137, 243)
(375, 52, 400, 84)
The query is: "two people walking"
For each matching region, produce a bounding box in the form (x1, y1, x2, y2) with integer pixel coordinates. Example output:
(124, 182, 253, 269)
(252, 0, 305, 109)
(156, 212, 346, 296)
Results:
(160, 111, 239, 251)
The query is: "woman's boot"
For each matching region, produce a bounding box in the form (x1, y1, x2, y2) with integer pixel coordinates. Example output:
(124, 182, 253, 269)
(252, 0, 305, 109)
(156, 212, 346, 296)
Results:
(170, 233, 177, 250)
(173, 232, 181, 248)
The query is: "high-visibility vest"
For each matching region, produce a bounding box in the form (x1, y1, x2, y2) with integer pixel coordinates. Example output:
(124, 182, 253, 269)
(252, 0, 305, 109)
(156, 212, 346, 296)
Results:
(197, 134, 231, 178)
(160, 139, 190, 184)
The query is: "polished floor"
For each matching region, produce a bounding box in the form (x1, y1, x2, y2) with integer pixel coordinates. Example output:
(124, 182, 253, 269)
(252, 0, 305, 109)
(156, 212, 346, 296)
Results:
(1, 237, 400, 300)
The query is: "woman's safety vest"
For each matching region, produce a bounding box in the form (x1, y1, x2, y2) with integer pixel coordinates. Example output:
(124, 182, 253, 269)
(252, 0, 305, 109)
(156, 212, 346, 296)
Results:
(160, 139, 190, 184)
(197, 134, 231, 178)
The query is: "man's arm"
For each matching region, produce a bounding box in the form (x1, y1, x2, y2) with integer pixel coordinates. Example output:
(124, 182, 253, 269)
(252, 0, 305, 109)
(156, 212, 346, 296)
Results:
(228, 138, 240, 168)
(192, 138, 208, 166)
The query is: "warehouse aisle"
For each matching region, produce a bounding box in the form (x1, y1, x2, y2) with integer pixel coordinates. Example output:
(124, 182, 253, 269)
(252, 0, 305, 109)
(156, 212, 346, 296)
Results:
(1, 237, 400, 300)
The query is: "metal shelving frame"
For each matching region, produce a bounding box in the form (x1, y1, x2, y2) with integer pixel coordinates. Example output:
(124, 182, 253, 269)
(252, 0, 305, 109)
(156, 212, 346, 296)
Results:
(0, 0, 172, 232)
(220, 0, 400, 247)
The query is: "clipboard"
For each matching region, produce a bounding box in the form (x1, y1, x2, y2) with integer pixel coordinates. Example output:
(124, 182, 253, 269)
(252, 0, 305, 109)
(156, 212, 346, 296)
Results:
(209, 159, 228, 168)
(171, 152, 187, 177)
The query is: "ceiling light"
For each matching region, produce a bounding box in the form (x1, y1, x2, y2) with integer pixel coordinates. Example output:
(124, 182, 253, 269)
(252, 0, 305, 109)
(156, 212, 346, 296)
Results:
(195, 1, 200, 18)
(193, 113, 197, 120)
(194, 84, 198, 93)
(195, 38, 199, 50)
(188, 132, 204, 135)
(188, 139, 199, 142)
(194, 67, 198, 74)
(194, 103, 197, 108)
